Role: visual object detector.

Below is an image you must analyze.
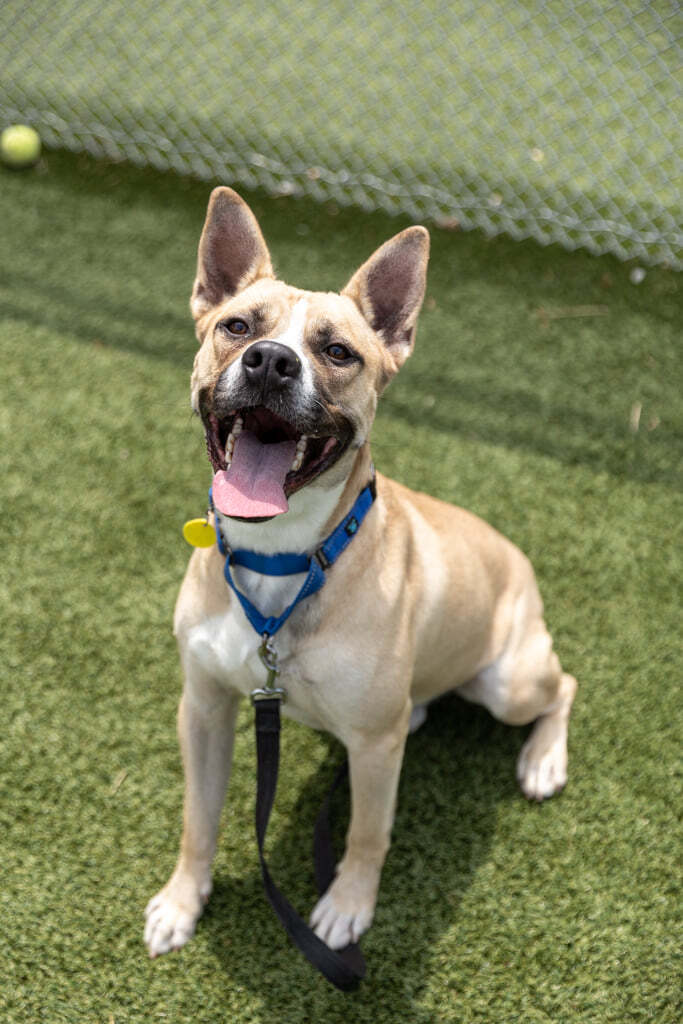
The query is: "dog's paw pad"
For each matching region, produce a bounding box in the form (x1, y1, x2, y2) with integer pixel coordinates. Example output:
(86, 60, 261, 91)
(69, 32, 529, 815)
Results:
(309, 890, 372, 950)
(517, 733, 568, 801)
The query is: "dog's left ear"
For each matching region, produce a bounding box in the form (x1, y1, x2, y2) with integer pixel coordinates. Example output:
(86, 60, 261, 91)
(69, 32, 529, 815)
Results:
(342, 226, 429, 368)
(191, 187, 274, 319)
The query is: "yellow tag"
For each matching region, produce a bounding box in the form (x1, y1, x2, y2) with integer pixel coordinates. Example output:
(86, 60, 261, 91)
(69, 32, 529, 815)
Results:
(182, 518, 215, 548)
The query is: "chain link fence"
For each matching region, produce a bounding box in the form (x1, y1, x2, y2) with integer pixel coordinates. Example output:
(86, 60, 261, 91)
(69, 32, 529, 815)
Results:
(2, 1, 680, 267)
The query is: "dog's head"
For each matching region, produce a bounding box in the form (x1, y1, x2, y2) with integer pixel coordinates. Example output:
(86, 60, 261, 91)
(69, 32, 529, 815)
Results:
(190, 187, 429, 520)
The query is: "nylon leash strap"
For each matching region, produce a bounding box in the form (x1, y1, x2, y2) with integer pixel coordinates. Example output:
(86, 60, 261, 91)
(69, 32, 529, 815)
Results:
(254, 698, 366, 990)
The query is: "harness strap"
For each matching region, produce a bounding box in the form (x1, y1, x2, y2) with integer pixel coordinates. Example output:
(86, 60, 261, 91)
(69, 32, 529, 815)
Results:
(215, 477, 376, 639)
(224, 557, 325, 637)
(255, 699, 366, 990)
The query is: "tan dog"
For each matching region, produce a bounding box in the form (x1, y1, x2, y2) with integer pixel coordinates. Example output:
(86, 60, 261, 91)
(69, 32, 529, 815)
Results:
(144, 187, 577, 957)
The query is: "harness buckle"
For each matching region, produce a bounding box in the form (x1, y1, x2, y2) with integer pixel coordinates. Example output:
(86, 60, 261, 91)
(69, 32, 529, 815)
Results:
(314, 547, 331, 570)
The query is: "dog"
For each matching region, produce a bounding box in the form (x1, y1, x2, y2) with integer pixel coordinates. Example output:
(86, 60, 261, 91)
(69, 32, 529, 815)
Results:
(144, 187, 577, 957)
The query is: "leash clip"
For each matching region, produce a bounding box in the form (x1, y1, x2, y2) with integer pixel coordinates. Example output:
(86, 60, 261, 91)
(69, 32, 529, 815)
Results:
(251, 633, 287, 703)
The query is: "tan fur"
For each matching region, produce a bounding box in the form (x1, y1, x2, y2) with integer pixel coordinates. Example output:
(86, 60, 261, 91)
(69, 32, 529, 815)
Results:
(144, 188, 577, 958)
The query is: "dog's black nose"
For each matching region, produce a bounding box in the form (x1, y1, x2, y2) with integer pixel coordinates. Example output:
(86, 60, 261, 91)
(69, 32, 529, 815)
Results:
(242, 340, 302, 391)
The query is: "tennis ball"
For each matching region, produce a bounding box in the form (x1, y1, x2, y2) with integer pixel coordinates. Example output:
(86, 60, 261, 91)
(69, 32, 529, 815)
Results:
(1, 124, 42, 169)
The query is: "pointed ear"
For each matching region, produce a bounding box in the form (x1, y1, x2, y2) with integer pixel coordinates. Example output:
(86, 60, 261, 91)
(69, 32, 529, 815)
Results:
(190, 187, 274, 318)
(342, 226, 429, 366)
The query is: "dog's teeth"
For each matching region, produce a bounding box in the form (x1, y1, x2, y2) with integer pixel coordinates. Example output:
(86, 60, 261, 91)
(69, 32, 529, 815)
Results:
(221, 416, 241, 466)
(290, 435, 307, 471)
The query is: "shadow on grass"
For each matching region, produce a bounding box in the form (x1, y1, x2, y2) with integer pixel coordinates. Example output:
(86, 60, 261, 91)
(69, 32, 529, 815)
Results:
(3, 268, 677, 488)
(380, 384, 682, 488)
(3, 149, 679, 490)
(0, 271, 193, 364)
(201, 695, 522, 1017)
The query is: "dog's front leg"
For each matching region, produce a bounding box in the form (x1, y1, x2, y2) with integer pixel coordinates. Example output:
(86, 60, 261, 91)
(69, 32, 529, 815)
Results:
(310, 706, 411, 950)
(144, 673, 240, 957)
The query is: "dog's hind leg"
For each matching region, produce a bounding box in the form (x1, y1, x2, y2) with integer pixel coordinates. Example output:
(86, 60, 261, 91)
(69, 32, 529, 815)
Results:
(144, 671, 240, 957)
(515, 669, 577, 801)
(458, 596, 577, 801)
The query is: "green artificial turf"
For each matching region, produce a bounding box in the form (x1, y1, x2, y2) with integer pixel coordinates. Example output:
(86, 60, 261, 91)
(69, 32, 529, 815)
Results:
(1, 151, 681, 1023)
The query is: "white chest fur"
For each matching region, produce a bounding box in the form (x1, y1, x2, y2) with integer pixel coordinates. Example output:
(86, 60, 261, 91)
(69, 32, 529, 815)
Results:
(184, 609, 264, 695)
(182, 571, 327, 729)
(181, 465, 356, 728)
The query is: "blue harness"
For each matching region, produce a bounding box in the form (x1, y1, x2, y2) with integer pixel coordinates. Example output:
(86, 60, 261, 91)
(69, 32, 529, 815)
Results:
(211, 475, 376, 639)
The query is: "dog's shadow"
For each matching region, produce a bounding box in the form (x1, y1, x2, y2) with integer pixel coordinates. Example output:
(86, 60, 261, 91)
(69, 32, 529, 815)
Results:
(203, 694, 523, 1011)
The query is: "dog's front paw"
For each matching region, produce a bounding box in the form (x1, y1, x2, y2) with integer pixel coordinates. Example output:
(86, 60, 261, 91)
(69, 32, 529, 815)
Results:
(144, 870, 211, 958)
(309, 874, 376, 950)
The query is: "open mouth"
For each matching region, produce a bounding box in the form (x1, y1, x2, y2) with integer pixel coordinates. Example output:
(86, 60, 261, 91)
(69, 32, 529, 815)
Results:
(204, 405, 350, 520)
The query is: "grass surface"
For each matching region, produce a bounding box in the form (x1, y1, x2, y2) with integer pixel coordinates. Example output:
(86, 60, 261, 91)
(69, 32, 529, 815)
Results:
(1, 150, 681, 1023)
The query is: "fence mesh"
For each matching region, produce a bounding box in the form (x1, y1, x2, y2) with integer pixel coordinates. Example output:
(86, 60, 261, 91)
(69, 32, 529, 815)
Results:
(2, 1, 681, 267)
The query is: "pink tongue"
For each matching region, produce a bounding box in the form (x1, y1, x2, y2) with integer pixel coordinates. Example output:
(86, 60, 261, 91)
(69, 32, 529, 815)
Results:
(212, 431, 297, 519)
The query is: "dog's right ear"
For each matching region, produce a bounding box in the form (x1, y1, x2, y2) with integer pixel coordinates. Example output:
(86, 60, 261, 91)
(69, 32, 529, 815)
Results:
(342, 226, 429, 371)
(190, 187, 274, 319)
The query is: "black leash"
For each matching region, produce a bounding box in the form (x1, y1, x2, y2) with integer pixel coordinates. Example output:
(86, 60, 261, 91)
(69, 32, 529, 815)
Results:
(254, 697, 366, 990)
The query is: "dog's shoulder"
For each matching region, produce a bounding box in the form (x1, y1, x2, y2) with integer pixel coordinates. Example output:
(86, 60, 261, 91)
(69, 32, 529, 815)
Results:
(377, 472, 531, 583)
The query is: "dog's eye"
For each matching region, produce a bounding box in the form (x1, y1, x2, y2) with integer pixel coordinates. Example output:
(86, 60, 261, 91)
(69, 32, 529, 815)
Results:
(222, 319, 249, 336)
(325, 343, 354, 363)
